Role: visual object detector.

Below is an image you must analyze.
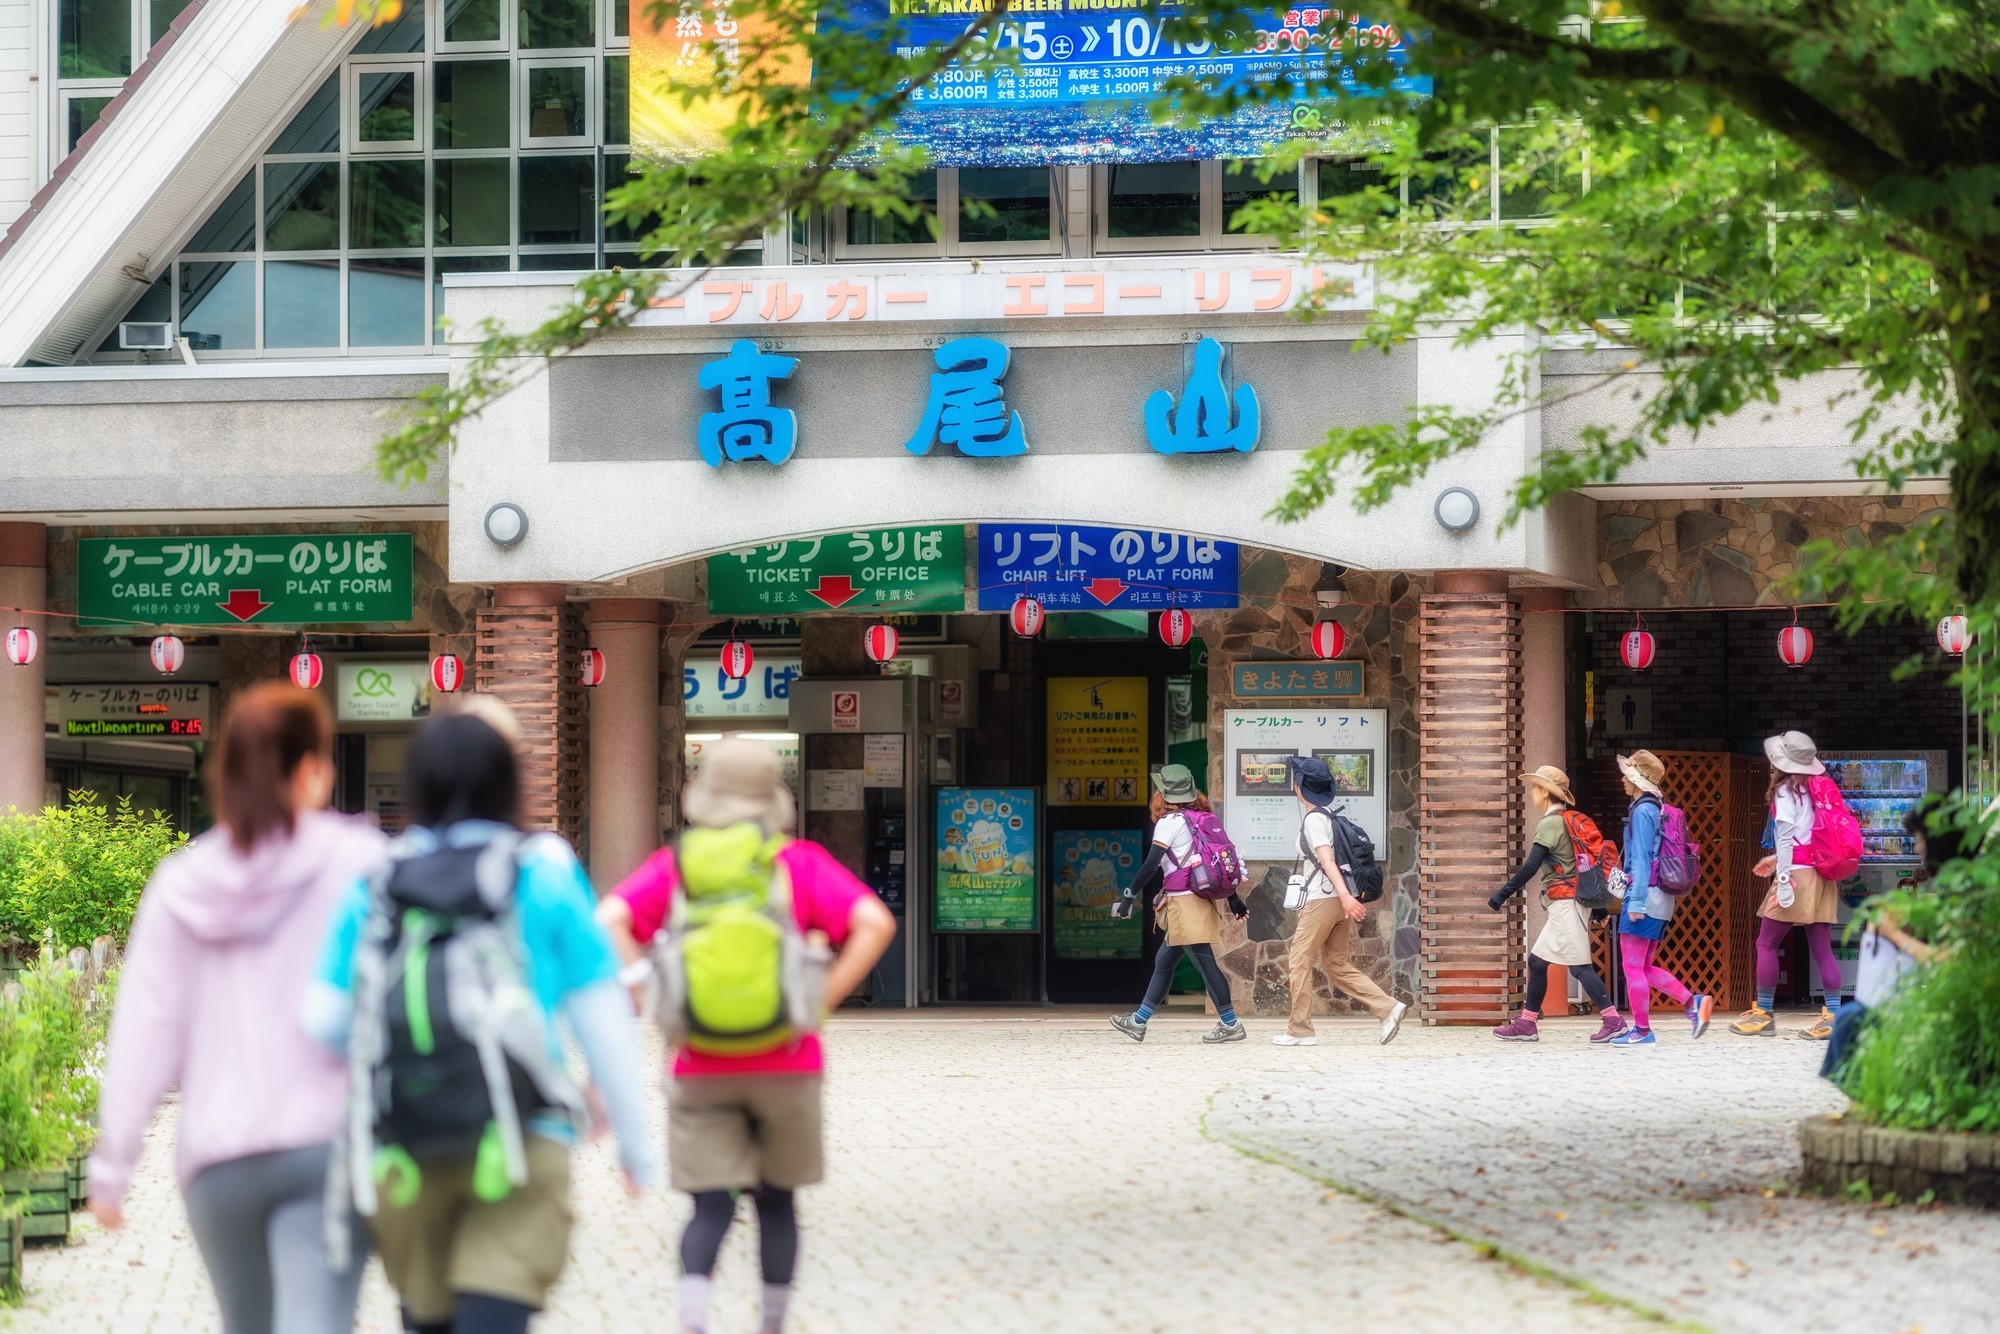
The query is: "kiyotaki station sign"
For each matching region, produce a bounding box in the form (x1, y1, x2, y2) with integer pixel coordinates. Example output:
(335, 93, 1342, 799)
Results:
(79, 534, 415, 626)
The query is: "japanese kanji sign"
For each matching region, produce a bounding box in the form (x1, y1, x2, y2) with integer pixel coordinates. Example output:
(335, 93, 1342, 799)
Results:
(1047, 676, 1148, 807)
(684, 654, 803, 720)
(976, 525, 1237, 611)
(1231, 659, 1364, 699)
(706, 527, 966, 615)
(79, 535, 414, 627)
(1221, 708, 1388, 860)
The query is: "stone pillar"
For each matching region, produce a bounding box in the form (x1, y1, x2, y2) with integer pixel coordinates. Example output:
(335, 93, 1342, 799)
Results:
(1518, 587, 1568, 1008)
(477, 584, 583, 842)
(585, 599, 661, 886)
(1417, 570, 1524, 1025)
(0, 523, 47, 816)
(658, 608, 716, 837)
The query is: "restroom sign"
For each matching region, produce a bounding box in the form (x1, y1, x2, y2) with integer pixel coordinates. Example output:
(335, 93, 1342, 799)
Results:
(831, 689, 861, 732)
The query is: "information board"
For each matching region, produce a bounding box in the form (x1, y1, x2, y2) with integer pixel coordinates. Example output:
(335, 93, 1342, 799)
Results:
(707, 528, 966, 615)
(56, 683, 211, 739)
(935, 787, 1038, 931)
(1221, 707, 1387, 861)
(976, 525, 1237, 611)
(1047, 676, 1148, 806)
(79, 534, 414, 627)
(1052, 828, 1144, 959)
(684, 654, 803, 720)
(336, 662, 434, 723)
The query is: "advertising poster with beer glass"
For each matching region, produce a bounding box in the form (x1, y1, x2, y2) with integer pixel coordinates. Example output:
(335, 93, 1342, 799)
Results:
(935, 788, 1039, 931)
(1052, 830, 1144, 959)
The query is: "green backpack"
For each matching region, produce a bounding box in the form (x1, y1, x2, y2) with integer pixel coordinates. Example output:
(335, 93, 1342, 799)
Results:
(651, 824, 827, 1056)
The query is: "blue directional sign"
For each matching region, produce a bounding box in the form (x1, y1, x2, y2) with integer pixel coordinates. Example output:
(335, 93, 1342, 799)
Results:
(976, 524, 1239, 611)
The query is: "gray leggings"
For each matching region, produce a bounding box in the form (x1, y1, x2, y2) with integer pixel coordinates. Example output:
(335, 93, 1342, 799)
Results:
(182, 1143, 362, 1334)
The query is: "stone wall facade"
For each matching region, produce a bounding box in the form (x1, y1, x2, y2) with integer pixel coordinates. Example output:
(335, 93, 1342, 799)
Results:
(1798, 1113, 2000, 1208)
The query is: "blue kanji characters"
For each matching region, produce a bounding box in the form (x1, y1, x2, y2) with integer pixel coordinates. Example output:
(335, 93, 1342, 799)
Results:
(902, 337, 1028, 457)
(1144, 336, 1261, 454)
(698, 339, 799, 466)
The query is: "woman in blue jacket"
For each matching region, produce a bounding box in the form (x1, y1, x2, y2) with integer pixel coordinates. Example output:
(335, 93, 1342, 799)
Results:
(1611, 751, 1715, 1046)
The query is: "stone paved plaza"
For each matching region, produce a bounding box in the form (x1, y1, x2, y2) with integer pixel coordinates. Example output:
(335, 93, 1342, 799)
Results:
(10, 1010, 2000, 1333)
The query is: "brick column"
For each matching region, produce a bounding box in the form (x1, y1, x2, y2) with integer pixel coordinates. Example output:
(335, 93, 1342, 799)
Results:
(1417, 570, 1524, 1025)
(477, 585, 583, 842)
(584, 599, 661, 886)
(0, 523, 47, 816)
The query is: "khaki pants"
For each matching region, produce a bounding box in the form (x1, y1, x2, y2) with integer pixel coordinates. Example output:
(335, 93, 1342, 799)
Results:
(1287, 897, 1396, 1036)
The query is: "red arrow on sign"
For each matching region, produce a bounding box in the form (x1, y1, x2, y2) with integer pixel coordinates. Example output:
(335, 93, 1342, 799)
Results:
(217, 588, 272, 622)
(1084, 577, 1128, 606)
(808, 575, 861, 609)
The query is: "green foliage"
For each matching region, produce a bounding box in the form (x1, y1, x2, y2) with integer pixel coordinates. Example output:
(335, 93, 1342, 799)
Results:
(0, 799, 184, 954)
(0, 953, 112, 1174)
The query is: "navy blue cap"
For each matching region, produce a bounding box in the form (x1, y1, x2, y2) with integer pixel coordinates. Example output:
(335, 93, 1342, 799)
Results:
(1289, 755, 1335, 799)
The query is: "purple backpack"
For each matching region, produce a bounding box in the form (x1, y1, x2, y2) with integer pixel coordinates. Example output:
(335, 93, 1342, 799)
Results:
(1654, 800, 1703, 896)
(1162, 811, 1245, 901)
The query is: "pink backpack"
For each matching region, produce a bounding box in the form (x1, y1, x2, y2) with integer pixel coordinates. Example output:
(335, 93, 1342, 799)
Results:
(1796, 775, 1863, 882)
(1161, 811, 1245, 901)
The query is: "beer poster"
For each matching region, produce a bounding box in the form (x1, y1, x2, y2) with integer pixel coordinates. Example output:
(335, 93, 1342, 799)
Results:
(1052, 830, 1143, 960)
(935, 787, 1038, 932)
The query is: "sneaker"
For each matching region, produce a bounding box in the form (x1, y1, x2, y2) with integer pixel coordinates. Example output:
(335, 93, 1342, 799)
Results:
(1202, 1021, 1247, 1044)
(1588, 1014, 1629, 1044)
(1109, 1013, 1147, 1042)
(1801, 1005, 1837, 1041)
(1729, 1005, 1776, 1036)
(1609, 1027, 1656, 1047)
(1687, 994, 1715, 1040)
(1272, 1033, 1318, 1047)
(1380, 1000, 1409, 1046)
(1491, 1016, 1539, 1042)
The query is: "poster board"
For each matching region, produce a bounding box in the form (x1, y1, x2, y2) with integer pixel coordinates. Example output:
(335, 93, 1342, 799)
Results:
(935, 787, 1038, 931)
(1046, 676, 1147, 806)
(1051, 829, 1144, 959)
(1221, 708, 1389, 861)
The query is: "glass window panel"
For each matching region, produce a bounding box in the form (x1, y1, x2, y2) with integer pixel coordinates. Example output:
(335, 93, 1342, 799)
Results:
(65, 95, 114, 153)
(526, 65, 587, 139)
(603, 54, 628, 145)
(443, 0, 501, 42)
(354, 0, 425, 52)
(58, 0, 129, 78)
(358, 71, 419, 144)
(604, 250, 672, 270)
(435, 59, 510, 149)
(350, 160, 427, 249)
(178, 261, 254, 351)
(613, 0, 626, 37)
(187, 172, 256, 253)
(264, 161, 342, 250)
(519, 0, 593, 48)
(1317, 157, 1395, 214)
(350, 257, 427, 346)
(601, 152, 661, 244)
(434, 254, 510, 333)
(149, 0, 196, 45)
(958, 168, 1050, 244)
(1221, 159, 1295, 233)
(99, 276, 172, 352)
(1498, 130, 1576, 221)
(434, 157, 510, 246)
(1106, 162, 1200, 238)
(272, 77, 340, 155)
(122, 774, 175, 823)
(518, 251, 595, 270)
(265, 260, 341, 347)
(845, 171, 936, 246)
(1408, 144, 1491, 221)
(719, 244, 762, 267)
(518, 155, 596, 244)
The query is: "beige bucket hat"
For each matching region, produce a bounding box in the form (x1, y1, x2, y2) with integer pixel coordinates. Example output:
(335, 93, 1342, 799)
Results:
(1520, 765, 1575, 806)
(1764, 730, 1826, 776)
(1617, 750, 1666, 798)
(684, 736, 796, 831)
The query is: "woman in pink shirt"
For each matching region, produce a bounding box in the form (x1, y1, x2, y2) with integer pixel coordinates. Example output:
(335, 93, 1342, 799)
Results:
(598, 738, 894, 1334)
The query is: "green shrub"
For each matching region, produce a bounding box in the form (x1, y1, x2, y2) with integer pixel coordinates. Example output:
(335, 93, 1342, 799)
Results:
(0, 953, 111, 1174)
(0, 798, 184, 954)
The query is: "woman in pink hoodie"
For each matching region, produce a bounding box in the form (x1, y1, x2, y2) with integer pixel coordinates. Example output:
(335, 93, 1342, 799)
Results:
(89, 683, 387, 1334)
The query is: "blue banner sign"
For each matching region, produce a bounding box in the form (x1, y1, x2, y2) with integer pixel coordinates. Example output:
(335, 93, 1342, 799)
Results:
(976, 524, 1238, 610)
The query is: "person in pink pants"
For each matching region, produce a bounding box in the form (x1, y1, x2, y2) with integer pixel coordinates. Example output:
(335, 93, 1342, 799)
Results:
(1608, 751, 1714, 1046)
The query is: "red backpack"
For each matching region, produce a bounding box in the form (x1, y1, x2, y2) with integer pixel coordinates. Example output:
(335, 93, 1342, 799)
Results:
(1555, 809, 1623, 909)
(1796, 775, 1863, 881)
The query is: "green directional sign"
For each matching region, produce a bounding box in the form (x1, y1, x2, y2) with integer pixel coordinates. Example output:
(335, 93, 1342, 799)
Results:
(79, 534, 415, 627)
(707, 526, 966, 615)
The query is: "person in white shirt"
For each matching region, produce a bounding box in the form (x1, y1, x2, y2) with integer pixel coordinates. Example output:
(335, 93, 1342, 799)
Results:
(1730, 731, 1846, 1038)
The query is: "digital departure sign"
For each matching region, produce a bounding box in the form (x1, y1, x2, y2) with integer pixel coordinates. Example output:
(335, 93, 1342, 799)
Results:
(56, 684, 212, 741)
(63, 717, 206, 738)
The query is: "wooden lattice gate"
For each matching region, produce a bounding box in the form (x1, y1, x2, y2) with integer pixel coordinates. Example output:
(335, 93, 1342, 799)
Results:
(1417, 594, 1525, 1025)
(476, 593, 588, 845)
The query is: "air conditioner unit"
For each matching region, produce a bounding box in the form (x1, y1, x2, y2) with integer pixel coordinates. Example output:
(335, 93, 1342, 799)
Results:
(118, 321, 174, 350)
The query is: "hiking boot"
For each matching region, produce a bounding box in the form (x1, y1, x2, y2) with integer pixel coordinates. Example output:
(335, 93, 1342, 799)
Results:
(1609, 1027, 1656, 1047)
(1801, 1006, 1837, 1041)
(1589, 1014, 1629, 1044)
(1272, 1033, 1317, 1046)
(1109, 1013, 1147, 1042)
(1491, 1016, 1539, 1042)
(1687, 994, 1715, 1040)
(1380, 1000, 1409, 1046)
(1203, 1020, 1247, 1044)
(1729, 1006, 1776, 1036)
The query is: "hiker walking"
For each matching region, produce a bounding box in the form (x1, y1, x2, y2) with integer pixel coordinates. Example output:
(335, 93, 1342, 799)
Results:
(306, 702, 657, 1334)
(89, 683, 388, 1334)
(1275, 755, 1407, 1047)
(1608, 751, 1713, 1046)
(598, 737, 896, 1334)
(1108, 763, 1250, 1045)
(1730, 731, 1860, 1039)
(1487, 766, 1627, 1043)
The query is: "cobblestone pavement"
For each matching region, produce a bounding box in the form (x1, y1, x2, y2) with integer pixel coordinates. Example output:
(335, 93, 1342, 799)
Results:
(1210, 1012, 2000, 1334)
(13, 1011, 1993, 1333)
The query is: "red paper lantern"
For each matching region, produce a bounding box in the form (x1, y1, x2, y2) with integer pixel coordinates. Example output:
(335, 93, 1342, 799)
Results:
(289, 652, 324, 690)
(431, 654, 464, 693)
(864, 623, 900, 664)
(1777, 622, 1815, 669)
(1938, 614, 1970, 656)
(721, 638, 755, 680)
(1158, 608, 1195, 648)
(1620, 628, 1656, 671)
(1009, 596, 1046, 638)
(579, 646, 607, 688)
(150, 634, 185, 676)
(5, 626, 36, 667)
(1310, 620, 1345, 660)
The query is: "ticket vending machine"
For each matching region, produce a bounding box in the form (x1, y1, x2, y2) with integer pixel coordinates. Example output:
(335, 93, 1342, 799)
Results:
(788, 678, 933, 1007)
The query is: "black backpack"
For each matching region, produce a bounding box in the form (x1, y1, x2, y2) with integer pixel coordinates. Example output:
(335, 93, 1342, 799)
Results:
(1301, 806, 1386, 904)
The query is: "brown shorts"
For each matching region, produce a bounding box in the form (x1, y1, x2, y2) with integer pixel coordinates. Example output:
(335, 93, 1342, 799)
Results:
(668, 1074, 824, 1193)
(368, 1136, 573, 1322)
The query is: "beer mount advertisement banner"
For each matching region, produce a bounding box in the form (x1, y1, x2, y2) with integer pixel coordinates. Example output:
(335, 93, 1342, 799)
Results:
(630, 1, 1429, 167)
(79, 534, 414, 627)
(936, 787, 1040, 931)
(1052, 828, 1144, 958)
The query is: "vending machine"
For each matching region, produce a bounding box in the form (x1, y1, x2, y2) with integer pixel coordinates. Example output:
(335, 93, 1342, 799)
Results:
(1808, 750, 1947, 996)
